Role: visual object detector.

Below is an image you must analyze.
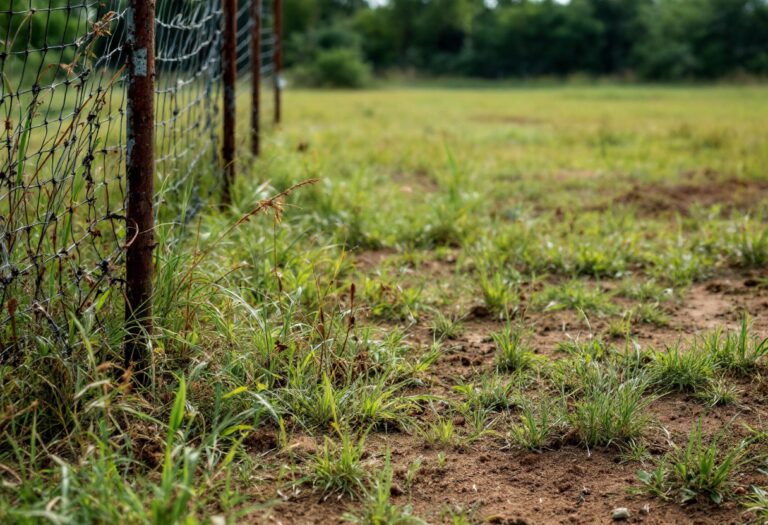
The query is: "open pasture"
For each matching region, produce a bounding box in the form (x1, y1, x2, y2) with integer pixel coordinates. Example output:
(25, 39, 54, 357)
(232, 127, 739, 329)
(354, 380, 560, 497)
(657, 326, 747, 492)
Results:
(3, 85, 768, 524)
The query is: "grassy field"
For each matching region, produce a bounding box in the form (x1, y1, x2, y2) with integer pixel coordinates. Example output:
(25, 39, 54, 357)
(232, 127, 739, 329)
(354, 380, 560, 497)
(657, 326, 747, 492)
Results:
(3, 85, 768, 524)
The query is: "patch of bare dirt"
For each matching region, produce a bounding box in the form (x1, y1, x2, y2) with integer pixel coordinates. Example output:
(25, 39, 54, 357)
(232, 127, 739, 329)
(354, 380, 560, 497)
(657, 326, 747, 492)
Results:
(401, 445, 750, 525)
(243, 255, 768, 524)
(668, 271, 768, 335)
(391, 168, 440, 194)
(353, 248, 458, 280)
(615, 177, 768, 217)
(248, 430, 759, 524)
(353, 248, 398, 273)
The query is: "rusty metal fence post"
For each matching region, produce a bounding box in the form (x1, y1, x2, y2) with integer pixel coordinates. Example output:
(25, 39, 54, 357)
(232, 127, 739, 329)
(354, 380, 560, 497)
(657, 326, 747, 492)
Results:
(273, 0, 282, 124)
(251, 0, 262, 156)
(222, 0, 238, 205)
(125, 0, 156, 382)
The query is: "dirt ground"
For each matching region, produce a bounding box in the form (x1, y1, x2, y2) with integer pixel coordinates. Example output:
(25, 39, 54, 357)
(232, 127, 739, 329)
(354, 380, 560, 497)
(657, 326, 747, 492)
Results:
(241, 256, 768, 524)
(231, 93, 768, 523)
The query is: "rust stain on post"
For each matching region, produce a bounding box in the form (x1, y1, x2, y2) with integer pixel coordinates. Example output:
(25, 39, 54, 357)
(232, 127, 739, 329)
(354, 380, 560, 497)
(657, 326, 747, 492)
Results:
(250, 0, 262, 156)
(125, 0, 156, 383)
(273, 0, 282, 124)
(222, 0, 237, 205)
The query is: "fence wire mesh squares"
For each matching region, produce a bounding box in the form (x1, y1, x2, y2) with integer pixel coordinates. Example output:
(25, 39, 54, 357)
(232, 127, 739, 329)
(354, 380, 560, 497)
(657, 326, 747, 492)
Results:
(1, 0, 278, 358)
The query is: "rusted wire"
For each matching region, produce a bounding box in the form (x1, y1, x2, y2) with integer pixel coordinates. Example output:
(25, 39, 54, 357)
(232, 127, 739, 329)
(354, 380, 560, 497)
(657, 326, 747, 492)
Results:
(0, 0, 277, 359)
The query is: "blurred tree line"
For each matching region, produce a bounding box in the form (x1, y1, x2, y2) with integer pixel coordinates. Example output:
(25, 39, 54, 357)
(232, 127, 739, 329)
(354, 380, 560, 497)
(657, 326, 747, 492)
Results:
(3, 0, 766, 87)
(285, 0, 768, 85)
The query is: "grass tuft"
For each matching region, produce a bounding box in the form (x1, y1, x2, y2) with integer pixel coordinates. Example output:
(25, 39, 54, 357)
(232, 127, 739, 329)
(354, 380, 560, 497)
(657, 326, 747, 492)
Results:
(637, 422, 747, 505)
(508, 398, 564, 451)
(492, 325, 543, 373)
(649, 344, 714, 394)
(343, 453, 426, 524)
(568, 378, 654, 449)
(704, 317, 768, 375)
(310, 433, 369, 499)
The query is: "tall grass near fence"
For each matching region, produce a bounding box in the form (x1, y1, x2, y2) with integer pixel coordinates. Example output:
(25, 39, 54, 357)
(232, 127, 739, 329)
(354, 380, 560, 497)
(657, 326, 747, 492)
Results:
(1, 0, 280, 363)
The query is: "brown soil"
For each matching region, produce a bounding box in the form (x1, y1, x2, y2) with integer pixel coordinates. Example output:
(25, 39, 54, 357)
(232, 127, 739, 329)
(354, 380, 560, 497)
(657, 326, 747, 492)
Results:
(391, 168, 441, 194)
(244, 258, 768, 524)
(614, 177, 768, 217)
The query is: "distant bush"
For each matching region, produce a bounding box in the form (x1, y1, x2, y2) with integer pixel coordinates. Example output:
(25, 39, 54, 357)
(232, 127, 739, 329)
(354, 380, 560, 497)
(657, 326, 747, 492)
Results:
(293, 48, 372, 88)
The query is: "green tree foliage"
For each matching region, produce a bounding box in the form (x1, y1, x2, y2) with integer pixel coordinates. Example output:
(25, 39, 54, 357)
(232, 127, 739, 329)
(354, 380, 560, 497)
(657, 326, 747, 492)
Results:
(289, 23, 372, 86)
(287, 0, 768, 81)
(466, 0, 604, 77)
(5, 0, 768, 81)
(633, 0, 768, 79)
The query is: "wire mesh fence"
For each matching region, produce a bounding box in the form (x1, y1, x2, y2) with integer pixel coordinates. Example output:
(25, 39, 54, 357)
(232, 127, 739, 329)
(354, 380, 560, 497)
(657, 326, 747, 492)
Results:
(0, 0, 280, 364)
